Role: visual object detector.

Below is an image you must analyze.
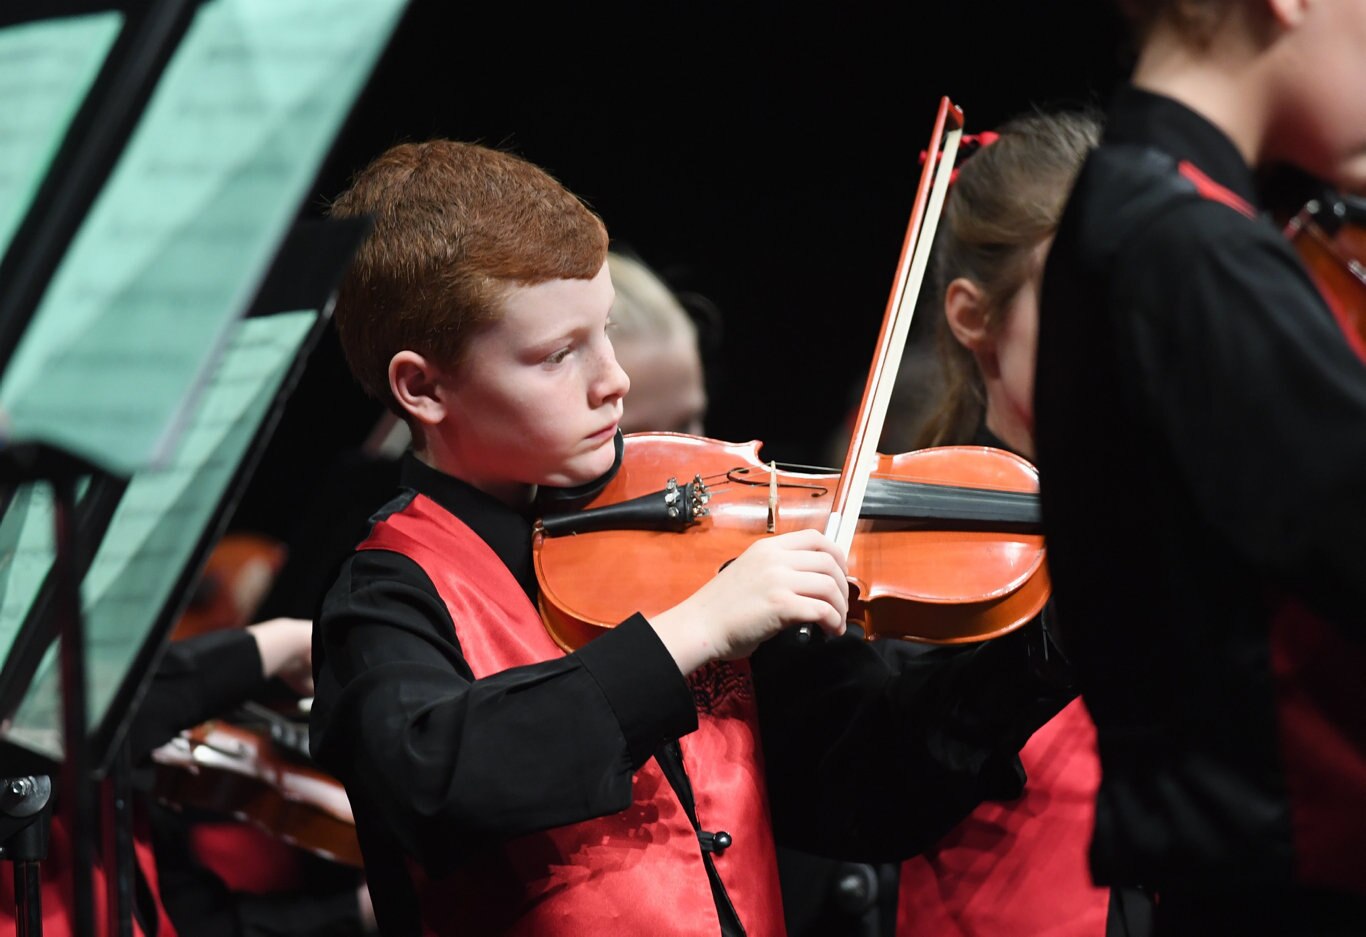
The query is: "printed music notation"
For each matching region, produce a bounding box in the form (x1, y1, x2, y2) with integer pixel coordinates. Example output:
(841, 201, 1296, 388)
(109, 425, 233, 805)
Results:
(0, 0, 406, 477)
(0, 12, 123, 256)
(1, 312, 314, 760)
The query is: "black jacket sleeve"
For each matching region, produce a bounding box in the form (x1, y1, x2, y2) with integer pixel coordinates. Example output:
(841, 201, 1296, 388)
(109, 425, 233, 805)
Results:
(1114, 203, 1366, 628)
(129, 629, 265, 762)
(754, 617, 1074, 862)
(308, 549, 696, 874)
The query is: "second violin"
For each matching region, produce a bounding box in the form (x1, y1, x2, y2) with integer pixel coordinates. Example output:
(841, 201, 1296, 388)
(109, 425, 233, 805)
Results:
(151, 714, 361, 869)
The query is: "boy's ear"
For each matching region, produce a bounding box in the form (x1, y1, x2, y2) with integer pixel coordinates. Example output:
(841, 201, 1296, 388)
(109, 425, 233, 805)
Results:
(388, 351, 447, 427)
(944, 278, 992, 353)
(1265, 0, 1311, 29)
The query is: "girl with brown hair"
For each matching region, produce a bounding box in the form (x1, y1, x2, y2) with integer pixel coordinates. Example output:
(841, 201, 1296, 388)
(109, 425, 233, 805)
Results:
(896, 111, 1137, 937)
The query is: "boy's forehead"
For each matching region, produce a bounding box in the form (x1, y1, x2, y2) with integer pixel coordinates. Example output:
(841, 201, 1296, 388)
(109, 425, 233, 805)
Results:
(490, 262, 614, 335)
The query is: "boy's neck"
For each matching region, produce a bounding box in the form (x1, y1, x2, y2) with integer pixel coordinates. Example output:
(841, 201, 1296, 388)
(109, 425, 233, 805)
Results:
(413, 448, 536, 509)
(1131, 21, 1271, 170)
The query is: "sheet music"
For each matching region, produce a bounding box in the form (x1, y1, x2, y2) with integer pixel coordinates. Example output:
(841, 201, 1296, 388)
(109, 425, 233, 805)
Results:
(0, 12, 123, 258)
(0, 0, 406, 477)
(2, 311, 315, 759)
(0, 482, 56, 662)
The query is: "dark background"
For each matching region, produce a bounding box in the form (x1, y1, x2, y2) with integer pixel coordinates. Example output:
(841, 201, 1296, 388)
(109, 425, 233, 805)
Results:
(237, 0, 1132, 537)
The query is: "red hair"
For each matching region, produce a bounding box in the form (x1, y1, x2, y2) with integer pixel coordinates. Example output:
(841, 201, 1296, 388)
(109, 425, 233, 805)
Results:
(328, 141, 609, 407)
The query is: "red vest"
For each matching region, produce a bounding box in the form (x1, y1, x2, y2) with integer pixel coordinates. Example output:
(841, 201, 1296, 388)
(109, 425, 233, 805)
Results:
(359, 493, 786, 935)
(896, 698, 1107, 936)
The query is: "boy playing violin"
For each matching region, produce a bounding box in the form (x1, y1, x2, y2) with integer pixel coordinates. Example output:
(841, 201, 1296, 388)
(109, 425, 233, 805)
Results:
(310, 140, 1074, 936)
(1035, 0, 1366, 932)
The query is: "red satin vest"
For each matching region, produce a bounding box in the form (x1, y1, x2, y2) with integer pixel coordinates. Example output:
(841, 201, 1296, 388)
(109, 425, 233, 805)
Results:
(896, 698, 1107, 936)
(359, 493, 786, 935)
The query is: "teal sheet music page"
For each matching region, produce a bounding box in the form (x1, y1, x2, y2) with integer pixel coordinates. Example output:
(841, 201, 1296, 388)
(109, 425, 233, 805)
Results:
(0, 12, 123, 258)
(0, 0, 406, 477)
(1, 311, 315, 760)
(0, 482, 56, 672)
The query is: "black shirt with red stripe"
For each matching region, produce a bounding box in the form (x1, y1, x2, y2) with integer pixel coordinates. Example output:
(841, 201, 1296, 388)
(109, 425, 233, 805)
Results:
(1035, 85, 1366, 919)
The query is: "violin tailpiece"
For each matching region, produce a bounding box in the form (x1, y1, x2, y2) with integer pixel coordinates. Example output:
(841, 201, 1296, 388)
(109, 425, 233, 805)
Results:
(540, 476, 709, 537)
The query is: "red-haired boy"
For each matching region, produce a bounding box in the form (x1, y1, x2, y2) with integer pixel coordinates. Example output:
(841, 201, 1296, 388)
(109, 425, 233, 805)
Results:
(311, 140, 1072, 935)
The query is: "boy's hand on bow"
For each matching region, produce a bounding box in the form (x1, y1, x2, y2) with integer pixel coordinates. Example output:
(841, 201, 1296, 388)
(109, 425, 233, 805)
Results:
(650, 529, 848, 674)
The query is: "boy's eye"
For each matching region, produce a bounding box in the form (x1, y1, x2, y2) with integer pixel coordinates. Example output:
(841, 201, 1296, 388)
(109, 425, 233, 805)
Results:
(545, 347, 571, 365)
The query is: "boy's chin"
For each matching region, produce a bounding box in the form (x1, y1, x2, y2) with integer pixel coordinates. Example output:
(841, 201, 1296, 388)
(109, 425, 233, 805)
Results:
(547, 447, 616, 488)
(1331, 154, 1366, 196)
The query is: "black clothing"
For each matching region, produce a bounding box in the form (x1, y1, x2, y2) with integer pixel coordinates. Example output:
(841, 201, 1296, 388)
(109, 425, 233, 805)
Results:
(130, 630, 264, 763)
(311, 452, 1075, 932)
(137, 631, 367, 937)
(1036, 85, 1366, 914)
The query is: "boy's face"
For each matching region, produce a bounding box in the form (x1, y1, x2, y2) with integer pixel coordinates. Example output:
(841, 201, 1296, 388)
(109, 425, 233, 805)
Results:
(435, 261, 629, 499)
(1270, 0, 1366, 190)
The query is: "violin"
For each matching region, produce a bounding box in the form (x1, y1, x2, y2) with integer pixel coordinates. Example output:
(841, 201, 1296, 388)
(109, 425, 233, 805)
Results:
(172, 531, 287, 640)
(157, 533, 361, 867)
(535, 433, 1047, 648)
(1285, 190, 1366, 359)
(535, 98, 1047, 648)
(150, 705, 362, 868)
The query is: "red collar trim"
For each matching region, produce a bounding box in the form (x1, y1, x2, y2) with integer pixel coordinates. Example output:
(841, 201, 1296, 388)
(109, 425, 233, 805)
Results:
(1178, 160, 1256, 219)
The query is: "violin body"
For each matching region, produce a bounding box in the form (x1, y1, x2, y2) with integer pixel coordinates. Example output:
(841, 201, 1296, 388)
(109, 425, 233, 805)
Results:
(535, 432, 1049, 649)
(172, 532, 287, 640)
(151, 719, 362, 868)
(1286, 193, 1366, 356)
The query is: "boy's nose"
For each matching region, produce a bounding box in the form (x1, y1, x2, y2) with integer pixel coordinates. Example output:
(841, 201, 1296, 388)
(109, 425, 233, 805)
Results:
(592, 349, 630, 406)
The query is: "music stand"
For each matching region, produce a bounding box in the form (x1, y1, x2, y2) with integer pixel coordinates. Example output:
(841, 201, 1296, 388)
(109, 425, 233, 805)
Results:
(0, 0, 408, 930)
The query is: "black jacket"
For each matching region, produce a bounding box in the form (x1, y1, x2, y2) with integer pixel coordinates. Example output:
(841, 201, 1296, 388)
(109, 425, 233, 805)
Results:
(1036, 85, 1366, 902)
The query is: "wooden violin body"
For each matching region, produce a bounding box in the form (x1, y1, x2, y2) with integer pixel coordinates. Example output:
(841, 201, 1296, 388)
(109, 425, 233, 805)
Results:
(535, 102, 1012, 652)
(172, 532, 286, 640)
(151, 718, 362, 868)
(535, 432, 1049, 649)
(1286, 192, 1366, 355)
(160, 536, 364, 869)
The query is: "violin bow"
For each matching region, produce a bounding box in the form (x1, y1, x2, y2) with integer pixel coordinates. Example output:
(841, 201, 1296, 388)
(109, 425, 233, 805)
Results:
(825, 97, 964, 555)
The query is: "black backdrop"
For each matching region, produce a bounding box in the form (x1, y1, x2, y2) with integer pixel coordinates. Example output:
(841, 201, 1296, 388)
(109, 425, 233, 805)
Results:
(235, 0, 1131, 538)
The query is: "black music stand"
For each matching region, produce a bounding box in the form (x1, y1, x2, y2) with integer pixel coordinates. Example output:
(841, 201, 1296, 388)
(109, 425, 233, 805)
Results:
(0, 5, 207, 930)
(0, 1, 405, 931)
(0, 227, 368, 935)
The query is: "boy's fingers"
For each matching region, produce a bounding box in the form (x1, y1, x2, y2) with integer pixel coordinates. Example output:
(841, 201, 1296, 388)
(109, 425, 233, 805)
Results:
(772, 541, 849, 586)
(772, 528, 848, 576)
(803, 598, 846, 637)
(785, 572, 848, 629)
(795, 569, 849, 618)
